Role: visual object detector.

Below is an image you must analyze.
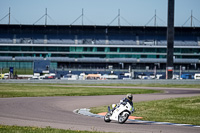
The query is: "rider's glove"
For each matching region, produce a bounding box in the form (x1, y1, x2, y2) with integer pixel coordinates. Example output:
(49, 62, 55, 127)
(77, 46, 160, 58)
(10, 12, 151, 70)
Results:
(131, 107, 135, 113)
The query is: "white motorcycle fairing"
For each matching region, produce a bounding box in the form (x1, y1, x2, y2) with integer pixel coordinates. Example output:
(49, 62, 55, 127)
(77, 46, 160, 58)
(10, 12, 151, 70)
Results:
(104, 102, 134, 124)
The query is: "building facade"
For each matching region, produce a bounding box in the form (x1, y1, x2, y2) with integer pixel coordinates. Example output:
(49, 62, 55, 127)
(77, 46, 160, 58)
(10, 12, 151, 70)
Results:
(0, 24, 200, 72)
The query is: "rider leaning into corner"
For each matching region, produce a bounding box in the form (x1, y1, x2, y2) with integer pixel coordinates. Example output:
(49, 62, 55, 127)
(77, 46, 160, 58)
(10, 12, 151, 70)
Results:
(111, 93, 134, 114)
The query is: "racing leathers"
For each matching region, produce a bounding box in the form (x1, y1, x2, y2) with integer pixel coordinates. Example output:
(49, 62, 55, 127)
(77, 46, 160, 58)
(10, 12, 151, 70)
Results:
(111, 97, 134, 114)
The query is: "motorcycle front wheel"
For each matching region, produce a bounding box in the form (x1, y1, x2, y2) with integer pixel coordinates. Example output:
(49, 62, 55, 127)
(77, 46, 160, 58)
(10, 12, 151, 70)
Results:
(104, 113, 111, 122)
(118, 111, 129, 124)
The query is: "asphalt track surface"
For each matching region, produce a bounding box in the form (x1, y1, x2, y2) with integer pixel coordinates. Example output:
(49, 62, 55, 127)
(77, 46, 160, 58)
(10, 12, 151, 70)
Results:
(0, 86, 200, 133)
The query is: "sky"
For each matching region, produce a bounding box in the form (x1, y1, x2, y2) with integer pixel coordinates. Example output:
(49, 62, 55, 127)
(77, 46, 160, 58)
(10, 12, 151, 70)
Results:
(0, 0, 200, 27)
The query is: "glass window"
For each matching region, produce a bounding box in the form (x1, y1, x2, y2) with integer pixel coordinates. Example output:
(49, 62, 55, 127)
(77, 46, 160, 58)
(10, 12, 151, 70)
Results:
(50, 62, 57, 69)
(110, 48, 117, 52)
(19, 62, 32, 68)
(9, 46, 21, 51)
(76, 47, 83, 52)
(144, 48, 155, 53)
(141, 55, 147, 58)
(46, 47, 57, 51)
(120, 48, 132, 52)
(82, 47, 93, 52)
(70, 47, 76, 52)
(87, 47, 93, 52)
(174, 48, 181, 53)
(0, 46, 8, 51)
(21, 46, 33, 51)
(147, 55, 156, 58)
(157, 48, 166, 53)
(97, 47, 104, 52)
(92, 47, 97, 52)
(0, 62, 7, 68)
(132, 48, 142, 52)
(34, 47, 45, 51)
(57, 47, 69, 52)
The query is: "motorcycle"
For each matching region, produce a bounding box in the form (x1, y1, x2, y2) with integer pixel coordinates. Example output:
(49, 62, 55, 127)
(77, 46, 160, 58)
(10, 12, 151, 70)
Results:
(104, 102, 134, 124)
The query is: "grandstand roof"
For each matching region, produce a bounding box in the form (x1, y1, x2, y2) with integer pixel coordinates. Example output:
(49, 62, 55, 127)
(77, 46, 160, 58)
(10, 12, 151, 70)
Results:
(0, 24, 200, 33)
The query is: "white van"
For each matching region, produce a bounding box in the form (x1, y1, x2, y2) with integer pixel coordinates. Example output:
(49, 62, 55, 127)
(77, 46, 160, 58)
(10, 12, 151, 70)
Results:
(194, 73, 200, 80)
(101, 74, 118, 80)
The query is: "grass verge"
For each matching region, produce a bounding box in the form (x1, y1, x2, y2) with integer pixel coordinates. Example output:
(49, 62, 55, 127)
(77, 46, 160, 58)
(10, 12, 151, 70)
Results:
(43, 83, 200, 89)
(0, 125, 108, 133)
(90, 96, 200, 125)
(0, 83, 160, 98)
(81, 84, 200, 88)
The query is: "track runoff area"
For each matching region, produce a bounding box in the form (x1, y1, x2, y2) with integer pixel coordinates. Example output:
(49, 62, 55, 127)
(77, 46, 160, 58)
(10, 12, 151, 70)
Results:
(74, 86, 200, 130)
(0, 84, 200, 133)
(77, 109, 200, 128)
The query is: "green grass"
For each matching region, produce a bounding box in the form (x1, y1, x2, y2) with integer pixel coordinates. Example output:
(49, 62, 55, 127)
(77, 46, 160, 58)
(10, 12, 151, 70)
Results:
(0, 83, 160, 98)
(0, 125, 108, 133)
(134, 96, 200, 125)
(1, 83, 199, 126)
(50, 83, 200, 89)
(90, 96, 200, 125)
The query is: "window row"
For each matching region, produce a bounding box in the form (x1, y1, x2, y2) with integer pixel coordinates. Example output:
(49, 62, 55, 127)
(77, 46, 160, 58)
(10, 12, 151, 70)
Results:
(1, 46, 200, 54)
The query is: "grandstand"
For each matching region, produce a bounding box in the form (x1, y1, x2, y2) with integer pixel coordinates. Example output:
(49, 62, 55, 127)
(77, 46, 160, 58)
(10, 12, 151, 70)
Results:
(0, 24, 200, 73)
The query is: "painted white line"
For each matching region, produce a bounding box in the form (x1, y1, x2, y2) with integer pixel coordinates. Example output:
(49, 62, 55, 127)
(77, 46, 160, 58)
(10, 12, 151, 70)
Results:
(154, 122, 173, 125)
(173, 124, 193, 126)
(194, 126, 200, 128)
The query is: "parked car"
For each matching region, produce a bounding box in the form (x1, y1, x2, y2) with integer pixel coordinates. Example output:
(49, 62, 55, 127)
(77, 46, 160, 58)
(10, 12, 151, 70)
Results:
(149, 74, 156, 79)
(61, 74, 78, 80)
(180, 74, 194, 79)
(138, 73, 148, 79)
(155, 74, 163, 79)
(194, 73, 200, 80)
(100, 74, 118, 80)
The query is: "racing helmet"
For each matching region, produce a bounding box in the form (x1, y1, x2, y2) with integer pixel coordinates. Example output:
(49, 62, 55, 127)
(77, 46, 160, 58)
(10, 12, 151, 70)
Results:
(126, 93, 133, 101)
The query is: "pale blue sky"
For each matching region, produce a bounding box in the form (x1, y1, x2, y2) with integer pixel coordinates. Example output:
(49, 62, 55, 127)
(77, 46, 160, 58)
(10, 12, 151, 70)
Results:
(0, 0, 200, 26)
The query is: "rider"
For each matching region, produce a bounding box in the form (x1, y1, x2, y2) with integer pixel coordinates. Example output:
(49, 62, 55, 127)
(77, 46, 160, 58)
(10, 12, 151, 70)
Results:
(110, 93, 134, 114)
